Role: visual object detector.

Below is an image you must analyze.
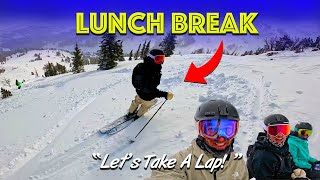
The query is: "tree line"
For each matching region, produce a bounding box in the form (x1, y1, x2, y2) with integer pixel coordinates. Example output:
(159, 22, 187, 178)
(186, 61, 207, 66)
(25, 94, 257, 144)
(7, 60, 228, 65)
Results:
(98, 32, 177, 70)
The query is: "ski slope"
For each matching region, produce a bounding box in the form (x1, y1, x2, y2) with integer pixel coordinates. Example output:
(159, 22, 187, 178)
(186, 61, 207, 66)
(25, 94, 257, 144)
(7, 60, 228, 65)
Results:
(0, 50, 75, 90)
(0, 50, 320, 180)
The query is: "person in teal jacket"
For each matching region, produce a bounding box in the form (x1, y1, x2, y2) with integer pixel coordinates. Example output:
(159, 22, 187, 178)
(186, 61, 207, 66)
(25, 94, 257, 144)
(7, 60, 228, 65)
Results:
(288, 122, 320, 179)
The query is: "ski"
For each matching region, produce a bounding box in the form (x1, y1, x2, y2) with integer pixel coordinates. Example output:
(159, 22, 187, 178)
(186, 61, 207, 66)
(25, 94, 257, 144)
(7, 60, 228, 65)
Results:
(99, 116, 131, 134)
(99, 100, 163, 134)
(106, 118, 136, 135)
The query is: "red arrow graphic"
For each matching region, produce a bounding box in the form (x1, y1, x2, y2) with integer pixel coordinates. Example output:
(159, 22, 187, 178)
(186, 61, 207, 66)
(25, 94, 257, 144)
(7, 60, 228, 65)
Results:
(184, 41, 223, 84)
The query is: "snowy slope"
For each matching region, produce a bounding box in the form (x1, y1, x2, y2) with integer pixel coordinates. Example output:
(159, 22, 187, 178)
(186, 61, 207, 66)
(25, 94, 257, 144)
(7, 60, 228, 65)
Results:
(1, 50, 320, 180)
(0, 49, 81, 90)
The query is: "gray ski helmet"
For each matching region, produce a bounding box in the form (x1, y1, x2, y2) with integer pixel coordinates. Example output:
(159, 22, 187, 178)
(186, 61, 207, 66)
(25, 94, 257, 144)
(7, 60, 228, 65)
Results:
(194, 100, 240, 121)
(264, 114, 289, 126)
(295, 122, 312, 130)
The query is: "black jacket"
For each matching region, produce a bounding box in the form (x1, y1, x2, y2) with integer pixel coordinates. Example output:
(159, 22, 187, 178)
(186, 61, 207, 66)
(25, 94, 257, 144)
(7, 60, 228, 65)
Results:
(132, 62, 167, 101)
(247, 132, 296, 180)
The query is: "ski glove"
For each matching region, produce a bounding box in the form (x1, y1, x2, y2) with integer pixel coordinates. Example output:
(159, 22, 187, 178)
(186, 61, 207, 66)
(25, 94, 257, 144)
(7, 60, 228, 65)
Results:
(166, 92, 173, 100)
(291, 169, 307, 179)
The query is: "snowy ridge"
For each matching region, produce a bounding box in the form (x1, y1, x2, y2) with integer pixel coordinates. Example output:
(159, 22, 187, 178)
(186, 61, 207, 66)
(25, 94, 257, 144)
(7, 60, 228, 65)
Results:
(0, 50, 320, 179)
(0, 49, 74, 90)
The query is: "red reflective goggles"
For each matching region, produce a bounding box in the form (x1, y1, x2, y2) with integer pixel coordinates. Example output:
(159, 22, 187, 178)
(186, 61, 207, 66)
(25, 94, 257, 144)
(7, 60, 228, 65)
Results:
(149, 54, 165, 64)
(267, 124, 291, 136)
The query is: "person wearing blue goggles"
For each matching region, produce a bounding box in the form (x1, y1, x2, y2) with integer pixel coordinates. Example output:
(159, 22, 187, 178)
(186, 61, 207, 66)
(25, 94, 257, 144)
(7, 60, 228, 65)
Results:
(147, 100, 249, 180)
(195, 100, 240, 151)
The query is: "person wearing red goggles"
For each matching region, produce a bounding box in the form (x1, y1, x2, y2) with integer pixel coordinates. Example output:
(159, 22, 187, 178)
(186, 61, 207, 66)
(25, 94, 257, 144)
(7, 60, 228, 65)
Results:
(266, 123, 291, 147)
(126, 49, 173, 120)
(148, 100, 249, 180)
(247, 114, 308, 180)
(147, 53, 165, 65)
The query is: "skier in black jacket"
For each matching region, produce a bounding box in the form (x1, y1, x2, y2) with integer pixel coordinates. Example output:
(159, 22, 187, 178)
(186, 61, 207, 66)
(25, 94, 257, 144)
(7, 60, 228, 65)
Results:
(126, 49, 173, 120)
(247, 114, 308, 180)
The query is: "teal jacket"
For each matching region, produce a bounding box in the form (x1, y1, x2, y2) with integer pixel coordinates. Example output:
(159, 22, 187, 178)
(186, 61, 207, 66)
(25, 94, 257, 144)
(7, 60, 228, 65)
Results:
(288, 135, 318, 169)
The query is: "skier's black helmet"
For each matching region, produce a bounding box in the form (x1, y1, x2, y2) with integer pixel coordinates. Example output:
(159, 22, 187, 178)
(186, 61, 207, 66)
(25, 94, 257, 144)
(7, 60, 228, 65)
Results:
(295, 122, 312, 130)
(144, 49, 165, 65)
(149, 49, 165, 57)
(194, 100, 240, 121)
(264, 114, 289, 126)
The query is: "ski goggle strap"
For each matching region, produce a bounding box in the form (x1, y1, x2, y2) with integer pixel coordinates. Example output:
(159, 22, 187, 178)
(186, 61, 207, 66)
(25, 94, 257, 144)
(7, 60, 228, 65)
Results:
(267, 124, 291, 136)
(297, 128, 312, 136)
(198, 119, 239, 140)
(148, 54, 165, 64)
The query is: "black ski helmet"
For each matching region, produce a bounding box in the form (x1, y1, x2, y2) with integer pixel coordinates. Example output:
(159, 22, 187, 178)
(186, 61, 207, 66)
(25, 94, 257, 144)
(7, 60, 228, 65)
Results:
(194, 100, 240, 121)
(295, 122, 312, 130)
(149, 49, 165, 57)
(144, 49, 165, 64)
(264, 114, 289, 126)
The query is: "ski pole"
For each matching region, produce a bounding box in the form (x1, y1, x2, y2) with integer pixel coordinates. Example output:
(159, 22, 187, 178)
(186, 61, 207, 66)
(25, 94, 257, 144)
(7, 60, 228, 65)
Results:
(133, 100, 167, 140)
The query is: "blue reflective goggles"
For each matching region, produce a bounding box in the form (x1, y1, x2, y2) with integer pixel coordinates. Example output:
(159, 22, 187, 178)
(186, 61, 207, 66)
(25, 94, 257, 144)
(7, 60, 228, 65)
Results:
(198, 119, 239, 140)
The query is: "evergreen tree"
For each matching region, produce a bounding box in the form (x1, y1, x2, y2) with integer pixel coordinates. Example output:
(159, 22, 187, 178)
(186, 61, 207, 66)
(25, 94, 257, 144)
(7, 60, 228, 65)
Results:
(72, 43, 85, 73)
(116, 41, 125, 61)
(56, 63, 67, 74)
(159, 32, 177, 57)
(52, 62, 58, 74)
(98, 33, 118, 70)
(315, 36, 320, 48)
(1, 88, 12, 99)
(49, 63, 55, 76)
(134, 44, 141, 60)
(43, 62, 50, 77)
(144, 40, 151, 57)
(129, 50, 133, 61)
(43, 62, 56, 77)
(140, 41, 146, 59)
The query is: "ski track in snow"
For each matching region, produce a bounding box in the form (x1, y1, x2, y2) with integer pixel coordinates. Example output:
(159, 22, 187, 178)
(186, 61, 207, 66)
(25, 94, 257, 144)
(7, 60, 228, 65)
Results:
(24, 64, 273, 179)
(1, 51, 320, 180)
(1, 68, 132, 179)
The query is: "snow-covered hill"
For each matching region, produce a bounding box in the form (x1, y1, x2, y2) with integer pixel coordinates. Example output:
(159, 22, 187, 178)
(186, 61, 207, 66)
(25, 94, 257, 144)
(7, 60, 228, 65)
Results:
(0, 49, 91, 90)
(0, 50, 320, 180)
